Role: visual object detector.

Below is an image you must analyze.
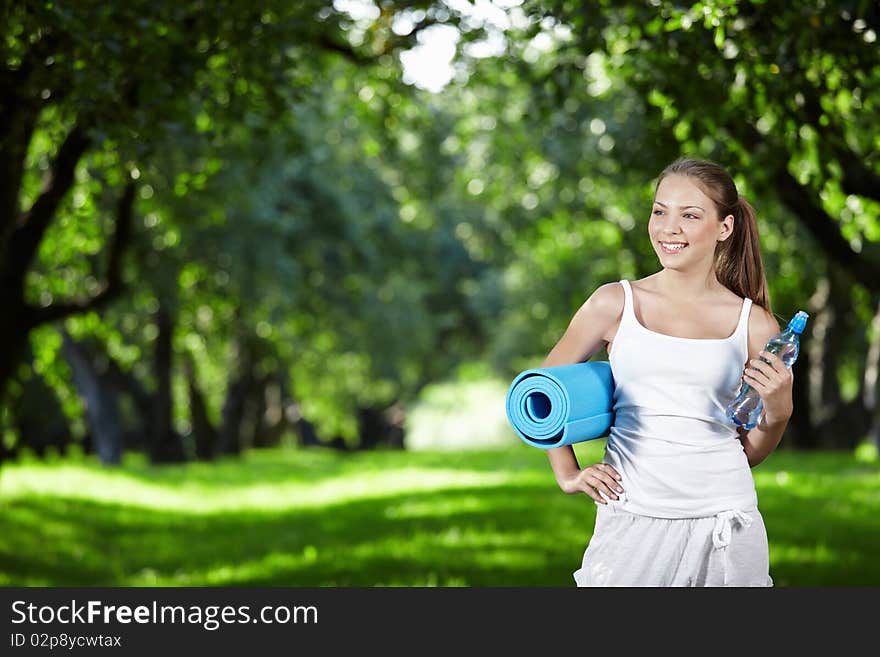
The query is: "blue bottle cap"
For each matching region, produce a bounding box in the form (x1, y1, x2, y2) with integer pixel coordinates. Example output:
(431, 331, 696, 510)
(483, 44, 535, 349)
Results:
(787, 310, 809, 335)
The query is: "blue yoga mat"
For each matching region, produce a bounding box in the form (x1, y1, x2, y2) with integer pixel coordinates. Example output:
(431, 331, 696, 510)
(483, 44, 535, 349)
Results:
(506, 362, 615, 449)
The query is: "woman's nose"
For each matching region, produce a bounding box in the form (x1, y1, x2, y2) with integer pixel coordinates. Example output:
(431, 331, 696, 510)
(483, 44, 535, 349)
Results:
(661, 218, 684, 234)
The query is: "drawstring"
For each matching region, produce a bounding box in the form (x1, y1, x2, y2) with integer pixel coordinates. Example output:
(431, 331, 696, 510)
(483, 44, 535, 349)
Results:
(712, 509, 753, 586)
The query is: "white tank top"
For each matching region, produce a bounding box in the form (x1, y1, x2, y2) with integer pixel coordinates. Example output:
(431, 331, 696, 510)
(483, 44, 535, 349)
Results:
(602, 279, 758, 518)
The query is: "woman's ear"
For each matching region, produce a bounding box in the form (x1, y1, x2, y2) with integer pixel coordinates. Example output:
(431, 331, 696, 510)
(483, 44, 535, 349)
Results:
(718, 213, 734, 241)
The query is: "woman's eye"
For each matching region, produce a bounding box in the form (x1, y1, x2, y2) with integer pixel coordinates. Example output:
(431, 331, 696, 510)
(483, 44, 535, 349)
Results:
(652, 210, 698, 218)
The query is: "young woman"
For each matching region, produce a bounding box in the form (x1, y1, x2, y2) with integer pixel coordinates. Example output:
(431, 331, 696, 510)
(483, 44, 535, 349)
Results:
(541, 157, 794, 586)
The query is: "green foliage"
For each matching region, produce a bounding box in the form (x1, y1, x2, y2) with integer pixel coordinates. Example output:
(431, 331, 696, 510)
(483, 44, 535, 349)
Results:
(6, 0, 493, 446)
(5, 0, 878, 454)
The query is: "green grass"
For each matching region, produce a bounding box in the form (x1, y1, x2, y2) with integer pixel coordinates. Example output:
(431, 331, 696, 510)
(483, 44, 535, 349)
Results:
(0, 442, 878, 586)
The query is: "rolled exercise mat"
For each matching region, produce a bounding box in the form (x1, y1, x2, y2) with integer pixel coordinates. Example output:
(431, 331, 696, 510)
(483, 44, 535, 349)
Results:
(506, 362, 615, 449)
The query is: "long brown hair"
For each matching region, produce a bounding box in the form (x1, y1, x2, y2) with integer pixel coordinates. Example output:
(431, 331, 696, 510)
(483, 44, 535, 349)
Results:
(655, 157, 772, 314)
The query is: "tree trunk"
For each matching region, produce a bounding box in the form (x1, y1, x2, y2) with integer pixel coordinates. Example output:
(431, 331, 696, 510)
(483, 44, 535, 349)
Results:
(802, 266, 872, 448)
(6, 342, 73, 460)
(807, 276, 839, 432)
(183, 351, 218, 460)
(789, 334, 814, 449)
(96, 349, 155, 452)
(294, 414, 323, 447)
(0, 174, 134, 430)
(239, 374, 265, 451)
(217, 336, 254, 457)
(357, 402, 406, 450)
(863, 297, 880, 450)
(59, 329, 123, 465)
(0, 294, 32, 436)
(251, 372, 291, 448)
(150, 304, 186, 463)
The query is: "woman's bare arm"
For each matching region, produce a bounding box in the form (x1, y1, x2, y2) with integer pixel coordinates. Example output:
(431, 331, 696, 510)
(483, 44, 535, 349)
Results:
(736, 308, 791, 467)
(539, 283, 623, 488)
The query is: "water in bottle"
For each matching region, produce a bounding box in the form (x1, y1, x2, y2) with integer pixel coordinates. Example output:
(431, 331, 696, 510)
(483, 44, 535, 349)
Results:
(727, 310, 809, 430)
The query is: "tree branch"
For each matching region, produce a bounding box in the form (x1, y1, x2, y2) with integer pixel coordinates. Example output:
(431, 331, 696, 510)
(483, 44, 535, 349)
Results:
(796, 81, 880, 203)
(772, 165, 880, 292)
(724, 120, 880, 292)
(5, 123, 92, 291)
(25, 181, 136, 329)
(0, 107, 39, 252)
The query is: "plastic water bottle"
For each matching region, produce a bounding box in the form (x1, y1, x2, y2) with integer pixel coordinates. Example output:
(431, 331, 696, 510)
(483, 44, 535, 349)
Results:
(727, 310, 809, 430)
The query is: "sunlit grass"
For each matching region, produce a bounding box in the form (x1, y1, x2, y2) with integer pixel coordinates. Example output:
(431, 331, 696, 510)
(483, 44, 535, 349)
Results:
(0, 461, 537, 514)
(0, 442, 877, 586)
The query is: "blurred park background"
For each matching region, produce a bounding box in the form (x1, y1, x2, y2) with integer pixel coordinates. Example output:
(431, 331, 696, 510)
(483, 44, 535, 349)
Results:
(1, 0, 878, 586)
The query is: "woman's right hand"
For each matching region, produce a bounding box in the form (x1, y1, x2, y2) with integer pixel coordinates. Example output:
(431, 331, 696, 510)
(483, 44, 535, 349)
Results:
(559, 463, 624, 504)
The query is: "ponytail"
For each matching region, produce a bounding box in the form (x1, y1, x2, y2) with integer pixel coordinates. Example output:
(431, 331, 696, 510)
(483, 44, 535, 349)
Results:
(714, 195, 772, 314)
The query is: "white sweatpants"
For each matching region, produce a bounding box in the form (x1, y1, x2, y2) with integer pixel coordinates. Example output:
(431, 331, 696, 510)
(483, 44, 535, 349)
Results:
(573, 502, 774, 587)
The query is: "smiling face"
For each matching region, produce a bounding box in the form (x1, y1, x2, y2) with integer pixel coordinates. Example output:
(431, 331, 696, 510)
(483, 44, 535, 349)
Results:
(650, 174, 734, 271)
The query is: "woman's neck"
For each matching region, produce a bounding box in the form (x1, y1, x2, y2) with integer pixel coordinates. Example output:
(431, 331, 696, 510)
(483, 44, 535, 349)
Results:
(653, 268, 724, 300)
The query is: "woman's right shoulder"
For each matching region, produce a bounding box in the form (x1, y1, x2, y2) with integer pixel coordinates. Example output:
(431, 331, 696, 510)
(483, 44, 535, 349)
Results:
(544, 281, 625, 366)
(573, 281, 625, 328)
(561, 282, 625, 355)
(583, 281, 625, 316)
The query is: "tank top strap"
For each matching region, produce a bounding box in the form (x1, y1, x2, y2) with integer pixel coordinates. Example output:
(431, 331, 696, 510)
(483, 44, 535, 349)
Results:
(737, 296, 753, 353)
(618, 279, 635, 326)
(736, 297, 753, 331)
(620, 278, 635, 316)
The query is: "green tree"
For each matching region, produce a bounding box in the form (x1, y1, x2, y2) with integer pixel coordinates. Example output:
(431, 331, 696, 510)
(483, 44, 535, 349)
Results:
(0, 1, 474, 461)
